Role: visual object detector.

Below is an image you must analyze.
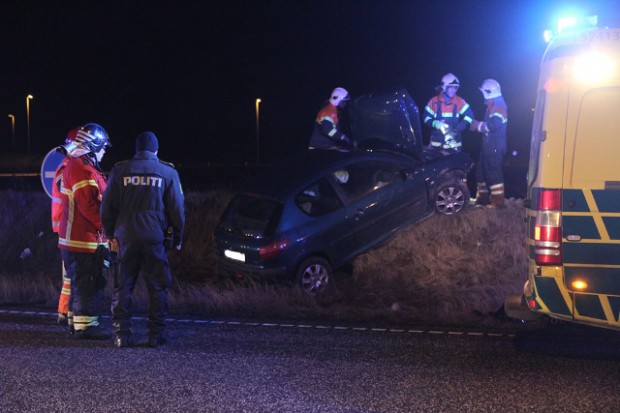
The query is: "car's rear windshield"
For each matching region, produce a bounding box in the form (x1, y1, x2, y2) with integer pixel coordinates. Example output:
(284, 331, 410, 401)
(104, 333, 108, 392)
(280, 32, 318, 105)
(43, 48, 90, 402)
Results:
(220, 195, 282, 238)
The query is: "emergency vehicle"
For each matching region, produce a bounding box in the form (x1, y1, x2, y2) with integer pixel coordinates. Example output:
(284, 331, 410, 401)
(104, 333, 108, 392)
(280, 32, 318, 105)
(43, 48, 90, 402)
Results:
(505, 16, 620, 330)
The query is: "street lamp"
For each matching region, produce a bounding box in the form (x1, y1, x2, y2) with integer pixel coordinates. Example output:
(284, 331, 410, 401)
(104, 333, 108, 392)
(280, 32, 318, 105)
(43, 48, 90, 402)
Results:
(255, 98, 261, 165)
(8, 114, 15, 150)
(26, 94, 33, 154)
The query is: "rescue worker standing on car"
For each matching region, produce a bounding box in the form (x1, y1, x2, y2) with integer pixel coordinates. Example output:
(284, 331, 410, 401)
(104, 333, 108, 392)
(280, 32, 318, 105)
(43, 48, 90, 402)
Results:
(52, 127, 80, 331)
(424, 73, 474, 153)
(101, 131, 185, 348)
(470, 79, 508, 208)
(57, 123, 111, 340)
(309, 87, 352, 150)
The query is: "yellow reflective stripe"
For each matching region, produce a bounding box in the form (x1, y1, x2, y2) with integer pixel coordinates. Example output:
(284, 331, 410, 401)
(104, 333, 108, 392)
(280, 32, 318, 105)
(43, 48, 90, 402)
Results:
(490, 113, 508, 123)
(58, 238, 99, 250)
(424, 106, 435, 116)
(459, 103, 470, 115)
(463, 115, 473, 123)
(73, 315, 99, 330)
(317, 116, 335, 125)
(583, 189, 611, 241)
(72, 179, 97, 192)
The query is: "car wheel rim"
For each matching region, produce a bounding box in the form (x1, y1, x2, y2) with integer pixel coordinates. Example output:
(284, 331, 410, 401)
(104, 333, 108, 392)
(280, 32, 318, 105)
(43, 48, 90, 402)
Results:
(436, 186, 465, 215)
(300, 263, 329, 294)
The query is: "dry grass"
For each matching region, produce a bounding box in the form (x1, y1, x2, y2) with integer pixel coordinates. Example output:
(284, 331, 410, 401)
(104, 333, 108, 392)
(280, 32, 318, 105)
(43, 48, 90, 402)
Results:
(0, 189, 528, 324)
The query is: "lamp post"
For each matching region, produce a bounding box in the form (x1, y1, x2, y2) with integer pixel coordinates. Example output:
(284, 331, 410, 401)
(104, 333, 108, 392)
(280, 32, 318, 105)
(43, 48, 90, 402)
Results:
(26, 94, 33, 154)
(8, 114, 15, 150)
(255, 98, 261, 165)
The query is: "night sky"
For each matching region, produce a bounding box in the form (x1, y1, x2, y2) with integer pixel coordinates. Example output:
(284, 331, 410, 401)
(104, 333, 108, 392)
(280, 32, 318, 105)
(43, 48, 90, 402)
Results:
(1, 0, 618, 173)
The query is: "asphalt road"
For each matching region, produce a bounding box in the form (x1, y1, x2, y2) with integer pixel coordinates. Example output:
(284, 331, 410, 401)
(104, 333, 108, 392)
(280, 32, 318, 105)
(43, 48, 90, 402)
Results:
(1, 310, 619, 413)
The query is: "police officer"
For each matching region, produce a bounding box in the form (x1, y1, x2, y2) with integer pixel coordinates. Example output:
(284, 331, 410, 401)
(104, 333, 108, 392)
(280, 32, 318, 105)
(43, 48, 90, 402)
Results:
(101, 131, 185, 348)
(424, 73, 475, 153)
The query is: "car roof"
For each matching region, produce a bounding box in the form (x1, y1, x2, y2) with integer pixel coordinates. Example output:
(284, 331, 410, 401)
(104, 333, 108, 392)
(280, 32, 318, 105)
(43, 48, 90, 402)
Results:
(243, 149, 416, 199)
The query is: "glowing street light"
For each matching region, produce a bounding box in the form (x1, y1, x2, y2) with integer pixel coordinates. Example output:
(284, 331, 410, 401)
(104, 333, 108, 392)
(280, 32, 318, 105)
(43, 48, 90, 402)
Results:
(26, 94, 34, 154)
(8, 114, 15, 150)
(255, 98, 261, 165)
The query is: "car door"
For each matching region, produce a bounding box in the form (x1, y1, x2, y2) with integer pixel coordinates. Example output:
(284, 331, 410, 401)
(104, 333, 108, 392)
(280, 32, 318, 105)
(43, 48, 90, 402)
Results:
(333, 159, 427, 255)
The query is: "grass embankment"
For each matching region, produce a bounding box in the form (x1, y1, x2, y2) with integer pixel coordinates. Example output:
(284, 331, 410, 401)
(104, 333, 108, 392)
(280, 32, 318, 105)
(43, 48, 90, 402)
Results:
(0, 189, 527, 325)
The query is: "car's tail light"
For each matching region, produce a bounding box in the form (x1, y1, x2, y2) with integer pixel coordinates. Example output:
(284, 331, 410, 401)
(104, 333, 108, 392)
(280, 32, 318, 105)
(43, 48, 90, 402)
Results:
(534, 189, 562, 265)
(259, 239, 290, 261)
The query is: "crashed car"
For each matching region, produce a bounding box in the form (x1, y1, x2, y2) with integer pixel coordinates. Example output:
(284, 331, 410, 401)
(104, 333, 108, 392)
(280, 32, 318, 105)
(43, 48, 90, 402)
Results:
(214, 87, 473, 294)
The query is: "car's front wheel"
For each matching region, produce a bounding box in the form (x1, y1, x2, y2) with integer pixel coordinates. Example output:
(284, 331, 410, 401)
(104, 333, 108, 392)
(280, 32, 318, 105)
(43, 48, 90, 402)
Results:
(433, 177, 469, 215)
(297, 257, 332, 295)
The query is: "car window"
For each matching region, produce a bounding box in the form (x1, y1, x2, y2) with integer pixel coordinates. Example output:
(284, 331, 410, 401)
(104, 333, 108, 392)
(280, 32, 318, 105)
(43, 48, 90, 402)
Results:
(295, 178, 343, 217)
(332, 161, 402, 201)
(221, 195, 282, 237)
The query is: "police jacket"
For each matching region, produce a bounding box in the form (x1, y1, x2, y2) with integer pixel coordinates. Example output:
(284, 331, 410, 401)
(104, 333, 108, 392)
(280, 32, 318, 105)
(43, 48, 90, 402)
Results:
(309, 103, 347, 149)
(424, 93, 474, 150)
(481, 96, 508, 155)
(58, 154, 107, 253)
(100, 151, 185, 245)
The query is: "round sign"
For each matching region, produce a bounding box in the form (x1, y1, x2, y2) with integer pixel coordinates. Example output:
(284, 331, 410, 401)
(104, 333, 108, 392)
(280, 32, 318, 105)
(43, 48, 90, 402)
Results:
(41, 148, 66, 198)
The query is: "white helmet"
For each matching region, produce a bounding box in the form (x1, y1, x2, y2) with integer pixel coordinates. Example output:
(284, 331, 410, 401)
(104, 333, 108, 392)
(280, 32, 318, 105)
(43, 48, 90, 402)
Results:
(329, 87, 350, 106)
(441, 73, 460, 92)
(479, 79, 502, 99)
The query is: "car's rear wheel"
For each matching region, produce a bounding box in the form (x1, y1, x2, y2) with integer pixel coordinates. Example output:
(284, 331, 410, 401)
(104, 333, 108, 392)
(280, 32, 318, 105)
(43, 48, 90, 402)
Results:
(433, 177, 469, 215)
(297, 257, 332, 295)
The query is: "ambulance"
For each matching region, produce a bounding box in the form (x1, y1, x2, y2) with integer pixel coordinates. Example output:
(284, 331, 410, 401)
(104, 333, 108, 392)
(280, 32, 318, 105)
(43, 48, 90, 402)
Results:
(505, 16, 620, 329)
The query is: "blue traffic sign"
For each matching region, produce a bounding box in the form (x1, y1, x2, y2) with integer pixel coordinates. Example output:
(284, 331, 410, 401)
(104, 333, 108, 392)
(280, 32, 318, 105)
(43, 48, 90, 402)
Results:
(41, 148, 66, 198)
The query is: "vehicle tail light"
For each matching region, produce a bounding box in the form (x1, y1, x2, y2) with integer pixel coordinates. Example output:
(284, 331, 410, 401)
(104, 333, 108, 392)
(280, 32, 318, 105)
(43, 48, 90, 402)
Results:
(259, 239, 290, 261)
(534, 189, 562, 265)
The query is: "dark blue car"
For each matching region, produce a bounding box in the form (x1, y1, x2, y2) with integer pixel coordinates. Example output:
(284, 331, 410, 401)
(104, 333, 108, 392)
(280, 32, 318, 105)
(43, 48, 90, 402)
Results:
(215, 88, 473, 294)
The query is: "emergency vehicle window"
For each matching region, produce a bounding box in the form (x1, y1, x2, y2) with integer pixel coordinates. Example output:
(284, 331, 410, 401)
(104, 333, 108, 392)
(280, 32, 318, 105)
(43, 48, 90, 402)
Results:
(528, 90, 546, 186)
(572, 88, 620, 186)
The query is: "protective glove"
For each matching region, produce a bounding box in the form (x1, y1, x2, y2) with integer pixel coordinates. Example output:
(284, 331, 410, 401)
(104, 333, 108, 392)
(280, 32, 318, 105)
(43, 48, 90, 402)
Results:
(470, 120, 480, 132)
(473, 121, 488, 133)
(432, 120, 449, 134)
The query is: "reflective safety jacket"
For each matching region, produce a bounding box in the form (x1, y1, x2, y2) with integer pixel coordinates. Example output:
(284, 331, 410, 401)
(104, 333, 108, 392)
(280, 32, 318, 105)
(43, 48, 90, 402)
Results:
(58, 155, 108, 253)
(424, 93, 474, 151)
(101, 150, 185, 245)
(51, 157, 69, 232)
(309, 103, 346, 149)
(481, 95, 508, 154)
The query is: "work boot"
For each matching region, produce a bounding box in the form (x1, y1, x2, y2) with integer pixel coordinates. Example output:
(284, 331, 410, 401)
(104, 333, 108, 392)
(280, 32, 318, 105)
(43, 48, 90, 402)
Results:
(67, 312, 74, 335)
(75, 325, 109, 340)
(147, 333, 167, 348)
(474, 183, 490, 206)
(114, 334, 132, 348)
(490, 192, 506, 209)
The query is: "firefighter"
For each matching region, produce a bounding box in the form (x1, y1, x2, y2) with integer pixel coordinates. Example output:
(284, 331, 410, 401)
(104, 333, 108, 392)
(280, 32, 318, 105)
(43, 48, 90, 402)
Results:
(424, 73, 475, 153)
(101, 131, 185, 348)
(52, 127, 80, 331)
(308, 87, 352, 150)
(470, 79, 508, 208)
(58, 123, 111, 339)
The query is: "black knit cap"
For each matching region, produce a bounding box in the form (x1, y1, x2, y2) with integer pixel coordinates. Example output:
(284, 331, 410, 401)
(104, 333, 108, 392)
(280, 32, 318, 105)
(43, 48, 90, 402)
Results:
(135, 131, 159, 153)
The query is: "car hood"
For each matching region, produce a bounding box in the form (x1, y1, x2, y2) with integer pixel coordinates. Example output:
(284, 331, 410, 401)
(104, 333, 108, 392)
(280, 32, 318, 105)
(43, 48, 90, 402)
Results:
(347, 87, 424, 161)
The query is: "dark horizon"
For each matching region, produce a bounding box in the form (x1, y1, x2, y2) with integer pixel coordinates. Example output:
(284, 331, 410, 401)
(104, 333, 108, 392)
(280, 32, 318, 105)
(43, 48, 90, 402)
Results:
(1, 0, 618, 173)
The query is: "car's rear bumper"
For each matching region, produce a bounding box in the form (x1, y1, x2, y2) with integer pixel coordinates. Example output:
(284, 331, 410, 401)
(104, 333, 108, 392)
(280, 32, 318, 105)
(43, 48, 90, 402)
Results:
(218, 257, 289, 279)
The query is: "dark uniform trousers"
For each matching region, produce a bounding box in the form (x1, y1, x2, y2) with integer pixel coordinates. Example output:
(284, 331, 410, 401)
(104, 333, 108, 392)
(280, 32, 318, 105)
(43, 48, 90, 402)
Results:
(61, 249, 103, 327)
(111, 240, 171, 337)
